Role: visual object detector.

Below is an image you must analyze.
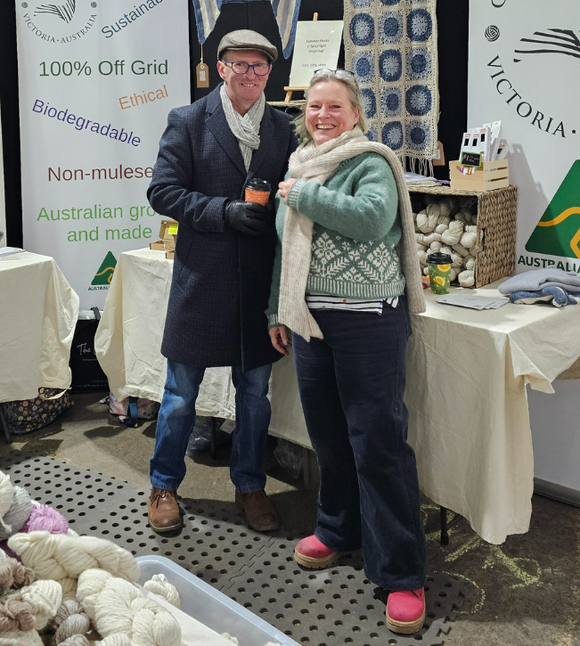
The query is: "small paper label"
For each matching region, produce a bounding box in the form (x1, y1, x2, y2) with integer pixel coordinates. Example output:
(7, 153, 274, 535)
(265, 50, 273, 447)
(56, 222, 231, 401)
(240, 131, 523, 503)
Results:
(433, 140, 445, 166)
(196, 62, 209, 88)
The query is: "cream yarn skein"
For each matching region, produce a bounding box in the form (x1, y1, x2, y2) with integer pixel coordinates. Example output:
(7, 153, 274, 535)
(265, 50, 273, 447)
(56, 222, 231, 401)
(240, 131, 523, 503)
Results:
(7, 532, 139, 584)
(142, 575, 180, 609)
(458, 270, 475, 287)
(99, 636, 132, 646)
(441, 220, 464, 246)
(460, 225, 478, 250)
(0, 629, 43, 645)
(77, 570, 181, 646)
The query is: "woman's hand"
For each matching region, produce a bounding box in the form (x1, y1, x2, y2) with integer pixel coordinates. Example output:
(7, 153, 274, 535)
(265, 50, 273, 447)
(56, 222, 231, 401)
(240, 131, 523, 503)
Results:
(278, 178, 296, 204)
(269, 325, 291, 355)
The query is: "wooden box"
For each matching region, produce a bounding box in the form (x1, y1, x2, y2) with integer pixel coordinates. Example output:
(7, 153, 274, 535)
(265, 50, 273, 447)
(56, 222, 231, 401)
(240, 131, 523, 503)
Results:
(450, 159, 509, 192)
(409, 184, 518, 288)
(149, 219, 178, 258)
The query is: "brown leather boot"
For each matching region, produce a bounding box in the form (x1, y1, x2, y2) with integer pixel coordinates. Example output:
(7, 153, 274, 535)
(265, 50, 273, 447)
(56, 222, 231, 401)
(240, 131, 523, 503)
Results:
(148, 487, 182, 533)
(235, 490, 279, 532)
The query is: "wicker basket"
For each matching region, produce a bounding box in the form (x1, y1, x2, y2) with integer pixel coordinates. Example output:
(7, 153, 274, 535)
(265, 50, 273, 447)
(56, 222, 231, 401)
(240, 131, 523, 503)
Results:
(408, 183, 518, 288)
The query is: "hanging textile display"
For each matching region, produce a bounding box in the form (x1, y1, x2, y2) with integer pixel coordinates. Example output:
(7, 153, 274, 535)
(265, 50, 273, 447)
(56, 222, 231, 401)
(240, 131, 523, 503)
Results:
(343, 0, 439, 173)
(190, 0, 302, 59)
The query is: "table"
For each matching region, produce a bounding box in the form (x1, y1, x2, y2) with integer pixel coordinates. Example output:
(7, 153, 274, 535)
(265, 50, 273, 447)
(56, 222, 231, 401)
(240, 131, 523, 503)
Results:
(95, 248, 580, 544)
(0, 251, 80, 403)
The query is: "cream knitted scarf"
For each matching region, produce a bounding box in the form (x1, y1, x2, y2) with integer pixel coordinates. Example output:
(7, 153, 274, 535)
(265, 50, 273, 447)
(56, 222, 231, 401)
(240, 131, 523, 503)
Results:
(278, 128, 425, 341)
(220, 84, 265, 172)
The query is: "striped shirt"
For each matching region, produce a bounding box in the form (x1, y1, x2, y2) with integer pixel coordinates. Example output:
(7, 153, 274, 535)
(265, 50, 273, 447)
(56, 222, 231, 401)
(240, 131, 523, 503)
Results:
(305, 295, 399, 314)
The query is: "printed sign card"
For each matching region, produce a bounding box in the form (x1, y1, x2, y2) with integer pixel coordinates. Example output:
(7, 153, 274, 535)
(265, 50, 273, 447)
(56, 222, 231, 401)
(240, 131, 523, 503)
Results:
(289, 21, 344, 87)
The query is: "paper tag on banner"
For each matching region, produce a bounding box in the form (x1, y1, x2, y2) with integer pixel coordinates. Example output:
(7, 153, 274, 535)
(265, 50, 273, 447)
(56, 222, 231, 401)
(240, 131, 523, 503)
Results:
(433, 141, 445, 166)
(196, 63, 209, 88)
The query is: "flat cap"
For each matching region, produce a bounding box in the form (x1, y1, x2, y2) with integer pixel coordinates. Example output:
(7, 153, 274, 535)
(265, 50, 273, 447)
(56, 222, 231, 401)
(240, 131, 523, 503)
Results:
(218, 29, 278, 62)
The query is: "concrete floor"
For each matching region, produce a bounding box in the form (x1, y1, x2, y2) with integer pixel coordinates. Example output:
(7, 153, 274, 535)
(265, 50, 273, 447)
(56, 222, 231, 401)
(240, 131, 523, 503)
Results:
(2, 391, 580, 646)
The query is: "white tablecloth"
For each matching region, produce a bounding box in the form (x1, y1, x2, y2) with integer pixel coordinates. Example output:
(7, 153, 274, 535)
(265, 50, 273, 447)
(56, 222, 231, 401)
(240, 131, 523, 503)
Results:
(0, 252, 79, 403)
(95, 248, 580, 543)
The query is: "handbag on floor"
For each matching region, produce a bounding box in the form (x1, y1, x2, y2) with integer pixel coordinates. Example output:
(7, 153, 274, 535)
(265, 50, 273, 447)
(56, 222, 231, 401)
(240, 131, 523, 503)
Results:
(105, 394, 160, 428)
(1, 387, 73, 435)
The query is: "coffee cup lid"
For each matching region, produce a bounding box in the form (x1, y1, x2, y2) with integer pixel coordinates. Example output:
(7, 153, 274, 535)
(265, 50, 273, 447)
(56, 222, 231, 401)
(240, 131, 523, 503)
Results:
(246, 178, 271, 191)
(426, 252, 452, 265)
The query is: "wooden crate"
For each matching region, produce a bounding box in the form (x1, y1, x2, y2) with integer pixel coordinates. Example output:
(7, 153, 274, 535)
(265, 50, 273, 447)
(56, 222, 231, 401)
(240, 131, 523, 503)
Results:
(149, 219, 178, 253)
(409, 184, 518, 288)
(450, 159, 509, 192)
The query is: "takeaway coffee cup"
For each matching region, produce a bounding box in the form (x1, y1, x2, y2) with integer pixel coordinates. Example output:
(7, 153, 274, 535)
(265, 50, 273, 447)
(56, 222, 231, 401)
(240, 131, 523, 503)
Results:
(245, 178, 271, 206)
(426, 252, 452, 295)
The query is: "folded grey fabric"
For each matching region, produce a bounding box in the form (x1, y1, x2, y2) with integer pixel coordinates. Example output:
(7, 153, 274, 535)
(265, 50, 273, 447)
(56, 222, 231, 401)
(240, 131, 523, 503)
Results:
(498, 268, 580, 294)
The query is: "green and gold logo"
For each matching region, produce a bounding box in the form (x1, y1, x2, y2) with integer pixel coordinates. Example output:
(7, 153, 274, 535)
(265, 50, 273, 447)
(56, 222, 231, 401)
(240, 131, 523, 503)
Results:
(526, 161, 580, 259)
(91, 251, 117, 285)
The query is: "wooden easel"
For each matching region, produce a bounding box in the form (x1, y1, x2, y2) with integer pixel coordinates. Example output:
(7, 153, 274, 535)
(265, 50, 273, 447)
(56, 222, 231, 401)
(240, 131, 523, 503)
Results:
(282, 12, 318, 103)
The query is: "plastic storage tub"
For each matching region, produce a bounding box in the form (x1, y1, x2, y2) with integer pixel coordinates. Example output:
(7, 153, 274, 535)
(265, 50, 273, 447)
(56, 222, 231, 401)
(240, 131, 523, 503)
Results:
(136, 555, 300, 646)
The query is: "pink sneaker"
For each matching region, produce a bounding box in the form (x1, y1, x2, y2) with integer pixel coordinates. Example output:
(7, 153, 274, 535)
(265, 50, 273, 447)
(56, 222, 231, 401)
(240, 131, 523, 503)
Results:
(386, 588, 425, 634)
(294, 534, 341, 569)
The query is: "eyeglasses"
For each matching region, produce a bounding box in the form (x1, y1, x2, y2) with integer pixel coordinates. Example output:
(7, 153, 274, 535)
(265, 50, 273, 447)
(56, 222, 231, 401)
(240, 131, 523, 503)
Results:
(222, 61, 272, 76)
(314, 69, 355, 79)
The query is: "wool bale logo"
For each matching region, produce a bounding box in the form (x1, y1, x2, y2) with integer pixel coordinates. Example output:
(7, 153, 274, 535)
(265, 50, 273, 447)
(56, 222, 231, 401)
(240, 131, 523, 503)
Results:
(19, 0, 97, 43)
(514, 29, 580, 63)
(526, 161, 580, 259)
(91, 251, 116, 286)
(35, 0, 76, 23)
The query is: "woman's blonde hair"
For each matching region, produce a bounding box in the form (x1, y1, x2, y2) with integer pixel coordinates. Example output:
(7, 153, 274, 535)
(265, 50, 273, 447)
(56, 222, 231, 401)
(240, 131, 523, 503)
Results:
(294, 69, 368, 143)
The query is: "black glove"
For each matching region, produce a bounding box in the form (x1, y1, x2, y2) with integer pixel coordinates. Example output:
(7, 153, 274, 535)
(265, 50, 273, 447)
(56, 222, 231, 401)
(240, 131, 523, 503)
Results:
(224, 200, 272, 236)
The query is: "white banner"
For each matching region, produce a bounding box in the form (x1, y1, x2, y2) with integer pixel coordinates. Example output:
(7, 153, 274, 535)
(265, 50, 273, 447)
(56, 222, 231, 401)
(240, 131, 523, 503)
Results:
(16, 0, 190, 308)
(468, 0, 580, 274)
(469, 1, 580, 492)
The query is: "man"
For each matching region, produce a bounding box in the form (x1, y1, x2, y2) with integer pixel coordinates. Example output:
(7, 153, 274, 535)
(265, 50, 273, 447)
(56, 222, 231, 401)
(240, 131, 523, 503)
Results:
(147, 30, 297, 534)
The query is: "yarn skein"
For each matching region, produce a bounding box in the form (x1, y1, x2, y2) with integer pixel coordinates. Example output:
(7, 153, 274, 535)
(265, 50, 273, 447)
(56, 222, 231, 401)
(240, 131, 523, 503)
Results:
(7, 531, 139, 583)
(0, 629, 43, 645)
(77, 569, 181, 646)
(0, 557, 35, 593)
(48, 599, 90, 646)
(21, 505, 69, 535)
(0, 598, 35, 632)
(0, 487, 33, 541)
(142, 574, 180, 609)
(0, 473, 15, 535)
(3, 579, 63, 631)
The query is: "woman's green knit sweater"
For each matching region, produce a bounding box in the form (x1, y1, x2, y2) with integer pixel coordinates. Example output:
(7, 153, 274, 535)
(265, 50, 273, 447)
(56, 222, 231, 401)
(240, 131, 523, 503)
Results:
(267, 151, 405, 325)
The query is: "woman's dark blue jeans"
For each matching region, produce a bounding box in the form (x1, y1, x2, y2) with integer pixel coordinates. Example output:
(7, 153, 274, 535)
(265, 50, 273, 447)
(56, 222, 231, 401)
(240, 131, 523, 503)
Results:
(292, 298, 426, 591)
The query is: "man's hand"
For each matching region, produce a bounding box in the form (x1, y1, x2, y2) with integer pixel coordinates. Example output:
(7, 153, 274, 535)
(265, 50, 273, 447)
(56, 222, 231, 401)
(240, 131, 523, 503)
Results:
(224, 200, 272, 235)
(269, 325, 291, 355)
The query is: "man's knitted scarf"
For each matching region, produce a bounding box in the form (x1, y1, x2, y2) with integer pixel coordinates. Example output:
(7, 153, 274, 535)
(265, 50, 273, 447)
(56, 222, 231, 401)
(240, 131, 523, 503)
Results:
(220, 84, 265, 171)
(278, 128, 425, 341)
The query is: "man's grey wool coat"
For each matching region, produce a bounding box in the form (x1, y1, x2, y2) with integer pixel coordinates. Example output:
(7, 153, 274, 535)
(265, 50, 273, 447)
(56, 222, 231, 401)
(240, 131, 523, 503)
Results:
(147, 85, 297, 371)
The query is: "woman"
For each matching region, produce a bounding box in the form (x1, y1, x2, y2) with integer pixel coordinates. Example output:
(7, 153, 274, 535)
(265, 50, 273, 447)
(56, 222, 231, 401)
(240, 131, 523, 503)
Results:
(266, 69, 427, 635)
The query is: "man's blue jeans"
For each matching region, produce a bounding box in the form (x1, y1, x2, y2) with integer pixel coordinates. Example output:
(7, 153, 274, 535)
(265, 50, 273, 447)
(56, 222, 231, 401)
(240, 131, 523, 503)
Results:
(292, 298, 427, 592)
(150, 360, 272, 493)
